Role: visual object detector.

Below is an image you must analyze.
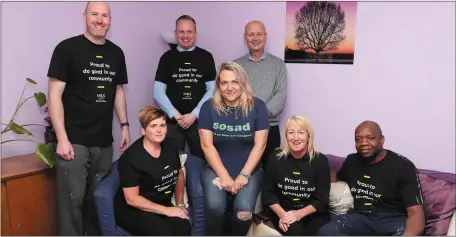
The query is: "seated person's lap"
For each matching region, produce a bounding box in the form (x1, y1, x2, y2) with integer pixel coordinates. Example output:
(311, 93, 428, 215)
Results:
(319, 211, 406, 236)
(116, 205, 191, 236)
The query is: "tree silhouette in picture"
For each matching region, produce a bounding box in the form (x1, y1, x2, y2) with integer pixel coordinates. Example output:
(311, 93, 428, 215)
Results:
(294, 1, 346, 60)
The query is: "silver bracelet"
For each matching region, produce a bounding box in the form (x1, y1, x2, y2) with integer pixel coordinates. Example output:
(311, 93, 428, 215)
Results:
(177, 203, 186, 207)
(239, 171, 251, 180)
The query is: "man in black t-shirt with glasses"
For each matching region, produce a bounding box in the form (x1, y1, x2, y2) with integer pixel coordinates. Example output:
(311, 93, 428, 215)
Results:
(154, 15, 216, 159)
(318, 121, 425, 236)
(47, 2, 130, 236)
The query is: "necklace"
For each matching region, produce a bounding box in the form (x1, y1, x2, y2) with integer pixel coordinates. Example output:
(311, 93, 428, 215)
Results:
(226, 105, 239, 120)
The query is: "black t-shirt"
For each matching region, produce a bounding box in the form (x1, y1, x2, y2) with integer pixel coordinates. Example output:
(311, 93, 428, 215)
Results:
(47, 34, 128, 146)
(337, 150, 424, 214)
(114, 136, 182, 207)
(262, 151, 331, 212)
(155, 47, 216, 115)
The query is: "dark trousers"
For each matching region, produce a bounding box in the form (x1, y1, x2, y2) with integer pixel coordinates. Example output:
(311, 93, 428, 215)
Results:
(318, 211, 407, 236)
(55, 144, 113, 236)
(115, 202, 191, 236)
(271, 211, 330, 236)
(261, 125, 281, 169)
(166, 120, 204, 159)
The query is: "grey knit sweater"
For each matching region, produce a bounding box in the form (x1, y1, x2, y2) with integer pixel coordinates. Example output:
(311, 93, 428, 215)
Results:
(234, 52, 287, 126)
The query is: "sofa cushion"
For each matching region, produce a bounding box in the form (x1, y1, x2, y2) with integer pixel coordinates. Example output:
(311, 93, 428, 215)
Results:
(419, 169, 456, 236)
(329, 181, 354, 215)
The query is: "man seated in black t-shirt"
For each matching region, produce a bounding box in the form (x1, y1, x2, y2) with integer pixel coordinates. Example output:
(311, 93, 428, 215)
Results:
(153, 15, 216, 159)
(318, 120, 425, 236)
(114, 106, 190, 236)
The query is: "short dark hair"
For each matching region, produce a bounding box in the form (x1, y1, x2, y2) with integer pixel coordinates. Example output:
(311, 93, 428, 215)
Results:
(176, 15, 196, 27)
(139, 106, 166, 129)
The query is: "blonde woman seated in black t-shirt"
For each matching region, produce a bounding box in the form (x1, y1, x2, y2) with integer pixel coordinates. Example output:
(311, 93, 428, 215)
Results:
(113, 106, 190, 236)
(262, 115, 331, 236)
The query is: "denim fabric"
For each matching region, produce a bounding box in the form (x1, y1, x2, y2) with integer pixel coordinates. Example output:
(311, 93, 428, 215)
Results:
(203, 165, 263, 235)
(318, 211, 407, 236)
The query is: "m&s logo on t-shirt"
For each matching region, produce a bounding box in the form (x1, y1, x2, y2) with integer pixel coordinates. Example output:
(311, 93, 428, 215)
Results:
(213, 122, 251, 132)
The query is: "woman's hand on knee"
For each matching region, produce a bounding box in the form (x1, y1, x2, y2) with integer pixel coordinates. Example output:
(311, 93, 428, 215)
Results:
(234, 175, 248, 192)
(164, 207, 189, 220)
(282, 211, 299, 225)
(219, 176, 235, 193)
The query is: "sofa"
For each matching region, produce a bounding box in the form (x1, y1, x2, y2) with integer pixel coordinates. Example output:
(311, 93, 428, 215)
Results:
(250, 154, 456, 236)
(94, 152, 455, 236)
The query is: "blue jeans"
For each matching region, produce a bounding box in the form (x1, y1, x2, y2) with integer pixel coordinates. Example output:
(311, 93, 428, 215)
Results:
(203, 165, 262, 236)
(318, 211, 407, 236)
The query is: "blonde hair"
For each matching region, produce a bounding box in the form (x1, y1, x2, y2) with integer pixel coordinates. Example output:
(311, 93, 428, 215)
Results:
(277, 115, 320, 162)
(211, 61, 255, 117)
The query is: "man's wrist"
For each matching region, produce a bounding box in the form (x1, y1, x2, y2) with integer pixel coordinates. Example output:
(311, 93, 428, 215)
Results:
(120, 122, 129, 128)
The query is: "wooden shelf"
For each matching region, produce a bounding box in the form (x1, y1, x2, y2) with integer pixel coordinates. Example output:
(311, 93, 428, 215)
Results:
(1, 153, 51, 181)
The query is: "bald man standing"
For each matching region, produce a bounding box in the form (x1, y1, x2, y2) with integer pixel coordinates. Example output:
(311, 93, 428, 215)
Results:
(47, 2, 130, 235)
(319, 121, 425, 236)
(234, 21, 287, 170)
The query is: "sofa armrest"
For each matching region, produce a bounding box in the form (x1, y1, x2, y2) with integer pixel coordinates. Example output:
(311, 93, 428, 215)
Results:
(448, 212, 455, 236)
(93, 161, 120, 236)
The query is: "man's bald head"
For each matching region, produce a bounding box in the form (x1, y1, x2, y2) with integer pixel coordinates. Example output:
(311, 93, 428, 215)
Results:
(244, 20, 267, 55)
(85, 1, 111, 15)
(244, 20, 266, 35)
(83, 1, 111, 43)
(356, 120, 383, 137)
(354, 120, 385, 161)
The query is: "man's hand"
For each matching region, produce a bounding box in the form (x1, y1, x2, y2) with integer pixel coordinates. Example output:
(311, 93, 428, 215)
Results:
(120, 126, 130, 151)
(174, 113, 183, 121)
(56, 139, 74, 160)
(177, 114, 196, 129)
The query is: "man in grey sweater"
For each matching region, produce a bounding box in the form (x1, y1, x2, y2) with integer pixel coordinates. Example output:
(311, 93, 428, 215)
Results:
(234, 20, 287, 169)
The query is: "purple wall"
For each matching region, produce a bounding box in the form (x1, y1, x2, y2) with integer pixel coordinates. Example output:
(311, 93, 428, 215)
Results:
(2, 2, 454, 173)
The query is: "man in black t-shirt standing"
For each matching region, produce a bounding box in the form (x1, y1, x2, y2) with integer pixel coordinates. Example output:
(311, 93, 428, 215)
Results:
(318, 121, 425, 236)
(153, 15, 216, 159)
(47, 2, 130, 236)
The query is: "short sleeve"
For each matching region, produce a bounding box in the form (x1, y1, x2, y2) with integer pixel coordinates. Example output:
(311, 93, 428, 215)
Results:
(400, 161, 424, 207)
(205, 53, 216, 82)
(116, 49, 128, 85)
(117, 154, 140, 188)
(47, 41, 70, 82)
(197, 100, 213, 130)
(255, 98, 270, 131)
(155, 53, 168, 84)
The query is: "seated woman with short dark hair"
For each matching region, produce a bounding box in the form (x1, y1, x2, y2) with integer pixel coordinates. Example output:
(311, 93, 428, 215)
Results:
(262, 115, 331, 236)
(113, 106, 190, 236)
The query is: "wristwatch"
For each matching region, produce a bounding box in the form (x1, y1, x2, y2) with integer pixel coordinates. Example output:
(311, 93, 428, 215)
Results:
(239, 171, 251, 180)
(120, 122, 129, 128)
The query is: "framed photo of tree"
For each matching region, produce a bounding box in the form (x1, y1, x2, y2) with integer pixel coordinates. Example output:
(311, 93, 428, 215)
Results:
(285, 1, 358, 64)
